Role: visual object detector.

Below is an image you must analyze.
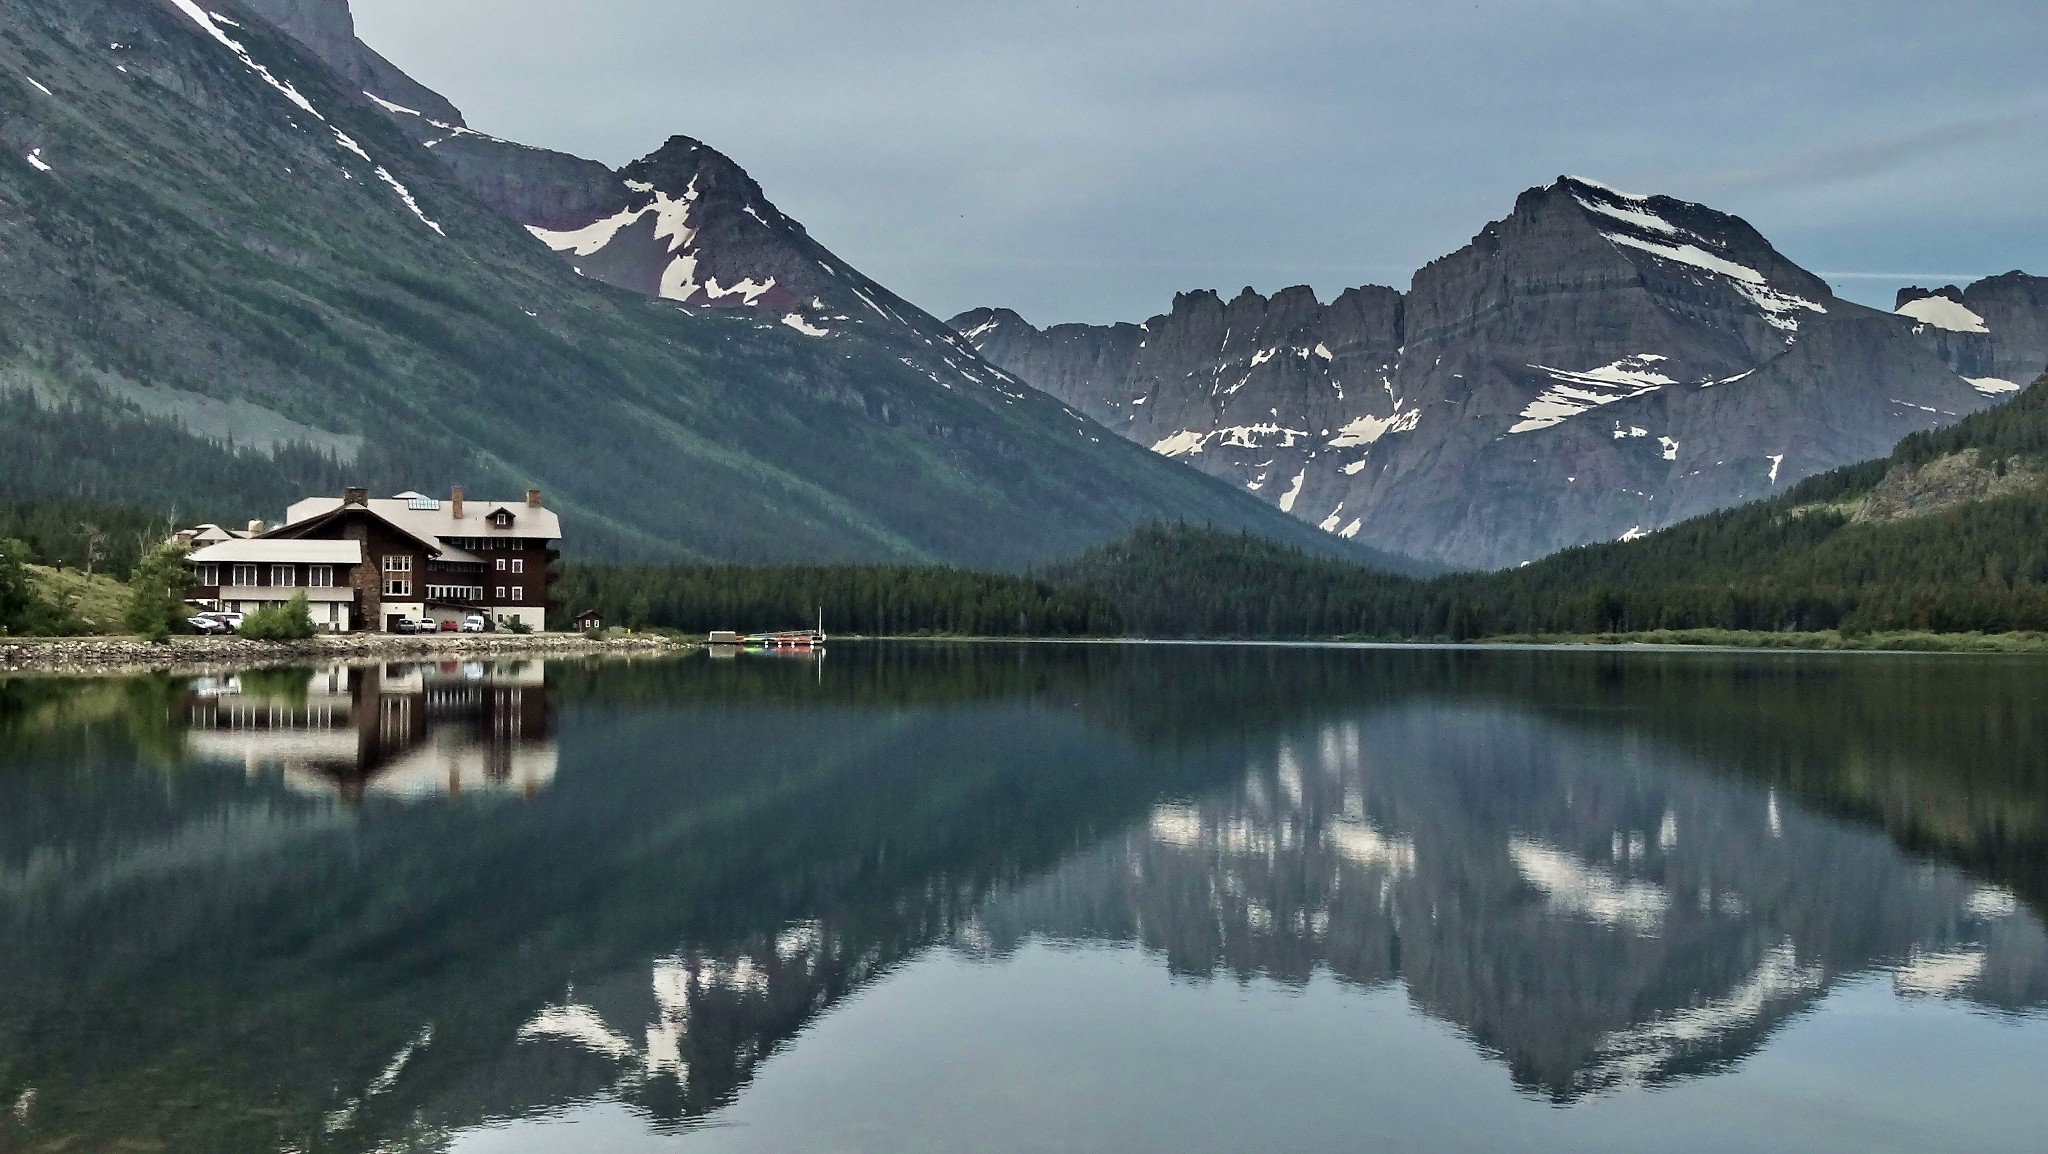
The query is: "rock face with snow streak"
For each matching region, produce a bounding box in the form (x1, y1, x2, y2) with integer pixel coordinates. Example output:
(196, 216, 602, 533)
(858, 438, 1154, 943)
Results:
(235, 0, 466, 129)
(243, 0, 1003, 387)
(421, 131, 1020, 389)
(956, 178, 2048, 570)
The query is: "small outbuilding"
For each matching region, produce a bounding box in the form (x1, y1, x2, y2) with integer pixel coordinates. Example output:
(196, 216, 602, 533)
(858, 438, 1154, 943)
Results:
(572, 609, 605, 632)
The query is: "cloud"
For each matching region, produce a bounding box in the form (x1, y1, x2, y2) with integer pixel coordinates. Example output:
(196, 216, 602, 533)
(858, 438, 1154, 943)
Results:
(1663, 110, 2048, 196)
(350, 0, 2048, 323)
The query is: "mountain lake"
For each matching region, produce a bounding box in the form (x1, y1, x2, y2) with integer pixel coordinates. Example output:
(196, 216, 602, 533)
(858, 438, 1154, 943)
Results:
(1, 642, 2044, 1153)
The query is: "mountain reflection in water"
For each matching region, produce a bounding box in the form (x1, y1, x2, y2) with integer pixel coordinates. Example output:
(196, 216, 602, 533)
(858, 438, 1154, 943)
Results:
(0, 644, 2043, 1153)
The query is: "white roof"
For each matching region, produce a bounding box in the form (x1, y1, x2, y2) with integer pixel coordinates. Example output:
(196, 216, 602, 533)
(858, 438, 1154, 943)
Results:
(188, 539, 364, 564)
(284, 495, 563, 544)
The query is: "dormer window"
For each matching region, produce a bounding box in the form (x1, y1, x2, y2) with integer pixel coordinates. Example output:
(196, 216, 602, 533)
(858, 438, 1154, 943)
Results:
(491, 509, 514, 529)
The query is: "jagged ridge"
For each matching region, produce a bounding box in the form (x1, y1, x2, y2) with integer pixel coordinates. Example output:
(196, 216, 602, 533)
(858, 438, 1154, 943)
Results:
(955, 177, 2048, 569)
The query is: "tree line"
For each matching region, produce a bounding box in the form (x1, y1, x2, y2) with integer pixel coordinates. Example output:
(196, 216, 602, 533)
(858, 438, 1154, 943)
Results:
(551, 562, 1120, 637)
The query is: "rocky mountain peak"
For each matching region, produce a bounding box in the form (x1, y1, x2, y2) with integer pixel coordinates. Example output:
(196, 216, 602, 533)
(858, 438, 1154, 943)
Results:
(1896, 272, 2048, 386)
(1897, 284, 1967, 309)
(233, 0, 466, 129)
(958, 178, 2044, 569)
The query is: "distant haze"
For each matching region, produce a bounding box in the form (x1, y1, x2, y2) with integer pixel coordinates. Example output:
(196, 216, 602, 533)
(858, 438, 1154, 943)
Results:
(351, 0, 2048, 324)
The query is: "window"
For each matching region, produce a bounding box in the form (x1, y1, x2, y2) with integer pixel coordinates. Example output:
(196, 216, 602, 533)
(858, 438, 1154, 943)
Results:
(382, 554, 413, 573)
(231, 564, 259, 587)
(308, 565, 334, 588)
(495, 558, 507, 571)
(511, 559, 524, 574)
(511, 587, 524, 602)
(496, 586, 507, 600)
(385, 578, 412, 597)
(200, 564, 219, 587)
(271, 564, 295, 587)
(512, 539, 524, 551)
(426, 585, 485, 602)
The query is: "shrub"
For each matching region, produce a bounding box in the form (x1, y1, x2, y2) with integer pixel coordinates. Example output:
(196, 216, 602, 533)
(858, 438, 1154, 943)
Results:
(239, 592, 318, 641)
(505, 617, 534, 635)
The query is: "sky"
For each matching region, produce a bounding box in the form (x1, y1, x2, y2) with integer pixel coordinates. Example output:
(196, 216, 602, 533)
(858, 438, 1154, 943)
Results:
(350, 0, 2048, 327)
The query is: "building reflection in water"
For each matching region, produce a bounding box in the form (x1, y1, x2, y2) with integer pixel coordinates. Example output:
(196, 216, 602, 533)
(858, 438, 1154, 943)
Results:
(183, 661, 555, 803)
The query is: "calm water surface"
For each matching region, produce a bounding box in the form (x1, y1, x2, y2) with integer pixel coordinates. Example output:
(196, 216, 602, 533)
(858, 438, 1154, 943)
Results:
(1, 643, 2045, 1152)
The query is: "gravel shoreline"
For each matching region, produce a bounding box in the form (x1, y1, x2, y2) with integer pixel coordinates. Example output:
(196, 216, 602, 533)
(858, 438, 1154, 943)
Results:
(0, 633, 689, 676)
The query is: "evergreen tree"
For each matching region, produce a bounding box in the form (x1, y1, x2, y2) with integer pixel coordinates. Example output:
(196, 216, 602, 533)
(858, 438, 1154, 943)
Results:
(124, 544, 192, 643)
(0, 537, 33, 634)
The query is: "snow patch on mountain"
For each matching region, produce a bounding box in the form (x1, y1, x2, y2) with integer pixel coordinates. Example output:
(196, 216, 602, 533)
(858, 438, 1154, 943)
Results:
(372, 166, 442, 234)
(528, 177, 799, 314)
(24, 148, 49, 172)
(1570, 189, 1681, 237)
(1966, 377, 2021, 396)
(1152, 424, 1312, 458)
(1511, 356, 1676, 434)
(530, 182, 700, 260)
(959, 315, 1005, 342)
(1218, 424, 1309, 449)
(1151, 430, 1209, 458)
(1898, 296, 1990, 334)
(1602, 233, 1825, 333)
(1278, 470, 1307, 513)
(1329, 408, 1420, 448)
(363, 90, 510, 147)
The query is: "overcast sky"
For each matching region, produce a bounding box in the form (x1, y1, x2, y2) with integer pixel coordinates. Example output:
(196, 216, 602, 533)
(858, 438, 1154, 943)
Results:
(352, 0, 2048, 326)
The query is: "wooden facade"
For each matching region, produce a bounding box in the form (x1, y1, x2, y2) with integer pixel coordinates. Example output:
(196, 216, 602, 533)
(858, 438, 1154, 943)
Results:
(187, 487, 563, 633)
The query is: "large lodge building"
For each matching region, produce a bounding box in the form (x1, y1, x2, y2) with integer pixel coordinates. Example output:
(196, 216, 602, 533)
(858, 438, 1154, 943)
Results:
(184, 487, 560, 633)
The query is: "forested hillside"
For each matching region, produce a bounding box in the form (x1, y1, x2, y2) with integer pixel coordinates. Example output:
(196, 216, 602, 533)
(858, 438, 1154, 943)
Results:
(564, 375, 2048, 641)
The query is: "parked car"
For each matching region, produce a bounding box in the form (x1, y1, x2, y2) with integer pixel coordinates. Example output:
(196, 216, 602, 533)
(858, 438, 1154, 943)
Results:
(438, 619, 459, 632)
(460, 615, 490, 633)
(393, 618, 429, 634)
(187, 611, 243, 635)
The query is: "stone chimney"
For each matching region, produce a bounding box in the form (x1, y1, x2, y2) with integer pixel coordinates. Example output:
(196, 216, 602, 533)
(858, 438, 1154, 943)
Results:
(451, 485, 465, 519)
(526, 488, 542, 508)
(343, 487, 368, 506)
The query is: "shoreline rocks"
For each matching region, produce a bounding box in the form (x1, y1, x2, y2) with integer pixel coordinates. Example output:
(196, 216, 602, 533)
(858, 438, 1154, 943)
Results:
(0, 633, 688, 677)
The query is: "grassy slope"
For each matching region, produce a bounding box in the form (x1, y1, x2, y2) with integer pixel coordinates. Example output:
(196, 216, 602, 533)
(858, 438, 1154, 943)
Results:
(23, 565, 126, 632)
(0, 0, 1350, 569)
